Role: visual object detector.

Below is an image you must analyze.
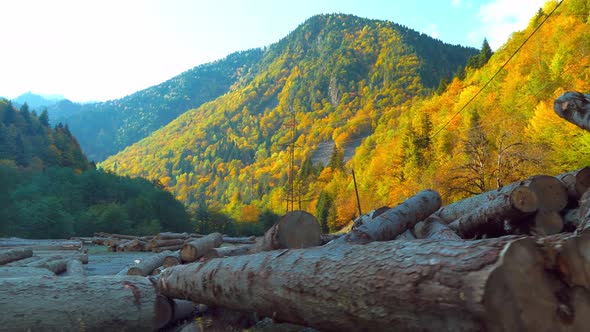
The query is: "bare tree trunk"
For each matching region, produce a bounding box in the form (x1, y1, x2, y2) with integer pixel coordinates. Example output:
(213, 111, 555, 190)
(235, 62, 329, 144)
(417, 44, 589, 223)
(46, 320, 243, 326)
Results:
(0, 267, 54, 278)
(204, 244, 255, 259)
(181, 233, 223, 263)
(554, 91, 590, 131)
(448, 187, 538, 238)
(128, 250, 172, 276)
(158, 236, 590, 331)
(0, 248, 33, 265)
(415, 215, 461, 240)
(0, 276, 172, 331)
(331, 189, 441, 245)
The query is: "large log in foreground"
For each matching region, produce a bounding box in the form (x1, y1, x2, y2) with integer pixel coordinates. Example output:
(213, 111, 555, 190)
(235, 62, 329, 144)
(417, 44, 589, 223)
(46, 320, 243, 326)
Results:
(158, 235, 590, 331)
(331, 189, 441, 245)
(0, 276, 172, 331)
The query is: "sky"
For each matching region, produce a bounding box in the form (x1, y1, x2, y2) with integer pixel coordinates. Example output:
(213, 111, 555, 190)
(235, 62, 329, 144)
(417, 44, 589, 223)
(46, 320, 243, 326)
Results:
(0, 0, 548, 102)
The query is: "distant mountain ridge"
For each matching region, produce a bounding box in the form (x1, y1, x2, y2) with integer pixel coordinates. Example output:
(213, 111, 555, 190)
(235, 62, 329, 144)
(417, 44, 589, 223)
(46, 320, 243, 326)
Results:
(51, 49, 264, 161)
(100, 13, 479, 223)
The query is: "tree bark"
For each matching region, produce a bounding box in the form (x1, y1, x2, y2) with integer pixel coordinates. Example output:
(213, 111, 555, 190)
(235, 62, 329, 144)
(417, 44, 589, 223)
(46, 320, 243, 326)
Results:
(415, 215, 461, 240)
(448, 186, 538, 238)
(94, 232, 138, 240)
(436, 176, 565, 224)
(157, 232, 191, 240)
(331, 189, 441, 245)
(181, 233, 223, 263)
(151, 238, 185, 248)
(203, 244, 255, 259)
(0, 275, 172, 331)
(158, 236, 590, 331)
(4, 255, 43, 267)
(128, 250, 173, 276)
(0, 248, 33, 265)
(556, 167, 590, 203)
(64, 259, 85, 277)
(163, 251, 182, 268)
(0, 267, 54, 278)
(222, 236, 256, 244)
(554, 91, 590, 131)
(153, 244, 184, 253)
(393, 229, 416, 240)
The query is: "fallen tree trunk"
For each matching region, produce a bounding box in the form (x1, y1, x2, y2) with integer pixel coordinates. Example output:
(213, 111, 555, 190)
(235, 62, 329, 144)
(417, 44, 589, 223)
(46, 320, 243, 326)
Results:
(156, 232, 191, 240)
(0, 267, 54, 278)
(0, 248, 33, 265)
(4, 255, 43, 267)
(331, 189, 441, 245)
(436, 176, 566, 224)
(0, 275, 172, 331)
(153, 244, 184, 253)
(64, 259, 85, 277)
(533, 210, 564, 235)
(554, 91, 590, 131)
(151, 238, 185, 248)
(180, 233, 223, 262)
(128, 250, 172, 276)
(393, 229, 416, 240)
(158, 235, 590, 331)
(203, 244, 256, 259)
(448, 187, 538, 238)
(163, 251, 182, 268)
(94, 232, 138, 240)
(556, 167, 590, 202)
(254, 210, 322, 252)
(415, 215, 461, 240)
(222, 236, 256, 244)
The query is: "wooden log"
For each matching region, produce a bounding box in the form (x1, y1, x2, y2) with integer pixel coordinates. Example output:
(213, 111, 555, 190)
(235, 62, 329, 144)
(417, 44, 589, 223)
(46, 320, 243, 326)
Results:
(320, 233, 343, 245)
(153, 244, 184, 253)
(0, 275, 172, 330)
(578, 189, 590, 232)
(0, 248, 33, 265)
(415, 215, 461, 240)
(94, 232, 138, 240)
(276, 210, 321, 249)
(554, 91, 590, 131)
(0, 267, 54, 278)
(331, 189, 441, 245)
(4, 255, 43, 267)
(222, 236, 256, 244)
(44, 258, 70, 274)
(127, 250, 173, 276)
(393, 229, 416, 240)
(151, 238, 185, 248)
(556, 167, 590, 203)
(203, 244, 255, 259)
(64, 259, 85, 277)
(180, 233, 223, 263)
(116, 239, 135, 252)
(448, 186, 538, 238)
(163, 251, 182, 268)
(150, 266, 166, 276)
(533, 210, 564, 235)
(158, 236, 590, 331)
(436, 176, 565, 224)
(157, 232, 191, 240)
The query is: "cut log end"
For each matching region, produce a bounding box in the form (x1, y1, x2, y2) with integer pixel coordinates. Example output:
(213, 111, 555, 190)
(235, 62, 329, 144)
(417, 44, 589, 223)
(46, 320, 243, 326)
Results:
(534, 210, 564, 236)
(510, 186, 538, 213)
(528, 175, 568, 212)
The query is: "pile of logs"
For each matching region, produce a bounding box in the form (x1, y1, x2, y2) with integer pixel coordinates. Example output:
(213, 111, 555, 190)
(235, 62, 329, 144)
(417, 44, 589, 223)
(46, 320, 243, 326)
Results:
(0, 247, 88, 277)
(90, 231, 256, 253)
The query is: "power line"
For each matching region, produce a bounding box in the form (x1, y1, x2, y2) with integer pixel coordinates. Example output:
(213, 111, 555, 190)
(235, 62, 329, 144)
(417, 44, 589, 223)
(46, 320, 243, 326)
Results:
(430, 0, 564, 140)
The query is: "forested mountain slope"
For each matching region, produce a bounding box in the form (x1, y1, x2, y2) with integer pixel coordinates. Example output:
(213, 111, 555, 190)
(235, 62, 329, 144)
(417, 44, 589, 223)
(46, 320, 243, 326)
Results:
(52, 49, 263, 161)
(101, 13, 478, 228)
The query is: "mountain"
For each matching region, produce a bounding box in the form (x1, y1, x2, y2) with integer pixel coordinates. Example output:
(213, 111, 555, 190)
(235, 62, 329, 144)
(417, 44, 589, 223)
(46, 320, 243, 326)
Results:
(0, 99, 89, 171)
(0, 98, 191, 239)
(51, 49, 264, 161)
(100, 13, 478, 227)
(11, 92, 65, 111)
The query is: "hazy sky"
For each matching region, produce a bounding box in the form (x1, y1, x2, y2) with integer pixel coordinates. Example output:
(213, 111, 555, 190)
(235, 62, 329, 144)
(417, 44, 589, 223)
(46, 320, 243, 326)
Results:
(0, 0, 547, 102)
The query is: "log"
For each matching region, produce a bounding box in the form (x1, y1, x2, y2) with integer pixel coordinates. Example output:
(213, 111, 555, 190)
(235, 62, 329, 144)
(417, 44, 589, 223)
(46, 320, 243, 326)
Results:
(180, 233, 223, 262)
(578, 189, 590, 232)
(436, 176, 565, 223)
(554, 91, 590, 131)
(0, 248, 33, 265)
(151, 238, 185, 248)
(276, 210, 321, 249)
(127, 250, 173, 276)
(533, 210, 564, 235)
(393, 229, 416, 240)
(320, 233, 342, 245)
(94, 232, 138, 240)
(158, 236, 590, 331)
(0, 267, 54, 278)
(64, 259, 85, 277)
(4, 255, 43, 267)
(153, 244, 184, 253)
(415, 215, 461, 240)
(157, 232, 191, 240)
(331, 189, 441, 245)
(448, 186, 538, 238)
(203, 244, 255, 259)
(163, 251, 182, 268)
(0, 276, 172, 330)
(222, 236, 256, 244)
(556, 167, 590, 202)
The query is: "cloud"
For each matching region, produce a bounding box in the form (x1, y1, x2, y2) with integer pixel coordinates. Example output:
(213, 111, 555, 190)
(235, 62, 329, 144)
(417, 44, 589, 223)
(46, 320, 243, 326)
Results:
(423, 23, 441, 39)
(451, 0, 462, 7)
(469, 0, 546, 50)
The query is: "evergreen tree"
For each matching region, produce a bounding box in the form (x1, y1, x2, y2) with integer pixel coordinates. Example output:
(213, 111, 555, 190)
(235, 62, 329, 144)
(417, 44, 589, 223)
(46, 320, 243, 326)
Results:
(39, 109, 50, 127)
